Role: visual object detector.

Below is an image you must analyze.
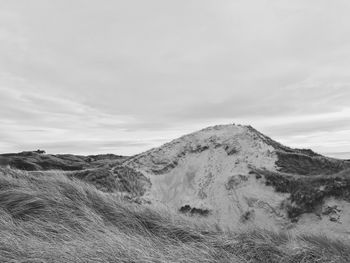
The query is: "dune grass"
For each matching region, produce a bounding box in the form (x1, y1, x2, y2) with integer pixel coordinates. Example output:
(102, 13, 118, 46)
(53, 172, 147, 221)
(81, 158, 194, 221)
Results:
(0, 167, 349, 263)
(254, 168, 350, 219)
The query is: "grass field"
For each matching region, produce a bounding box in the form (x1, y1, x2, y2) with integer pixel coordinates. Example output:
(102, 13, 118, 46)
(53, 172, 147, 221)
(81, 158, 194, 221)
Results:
(0, 167, 349, 263)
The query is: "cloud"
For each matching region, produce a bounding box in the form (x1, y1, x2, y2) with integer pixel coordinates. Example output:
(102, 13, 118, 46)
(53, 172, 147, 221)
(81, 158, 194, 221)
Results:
(171, 79, 350, 121)
(0, 0, 350, 156)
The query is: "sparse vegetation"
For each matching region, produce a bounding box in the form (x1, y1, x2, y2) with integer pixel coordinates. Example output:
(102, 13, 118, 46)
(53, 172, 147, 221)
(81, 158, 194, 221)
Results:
(1, 167, 349, 262)
(255, 169, 350, 219)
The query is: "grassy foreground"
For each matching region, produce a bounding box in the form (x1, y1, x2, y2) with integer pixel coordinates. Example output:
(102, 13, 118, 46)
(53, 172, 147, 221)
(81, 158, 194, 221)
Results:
(0, 168, 349, 262)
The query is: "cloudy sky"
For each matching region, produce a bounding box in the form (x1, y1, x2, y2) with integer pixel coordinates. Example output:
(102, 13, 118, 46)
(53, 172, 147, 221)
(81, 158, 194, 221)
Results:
(1, 0, 350, 158)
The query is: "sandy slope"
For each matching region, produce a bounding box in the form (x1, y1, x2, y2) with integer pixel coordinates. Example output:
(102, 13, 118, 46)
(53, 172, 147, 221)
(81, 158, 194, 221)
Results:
(123, 124, 350, 237)
(125, 125, 290, 230)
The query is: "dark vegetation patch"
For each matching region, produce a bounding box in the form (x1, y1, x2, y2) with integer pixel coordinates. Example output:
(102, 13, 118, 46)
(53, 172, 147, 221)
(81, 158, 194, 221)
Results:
(4, 158, 43, 171)
(112, 166, 151, 196)
(254, 169, 350, 219)
(69, 166, 151, 196)
(189, 145, 210, 154)
(224, 145, 238, 155)
(179, 205, 210, 216)
(240, 210, 255, 223)
(150, 159, 179, 175)
(0, 151, 128, 171)
(276, 151, 350, 175)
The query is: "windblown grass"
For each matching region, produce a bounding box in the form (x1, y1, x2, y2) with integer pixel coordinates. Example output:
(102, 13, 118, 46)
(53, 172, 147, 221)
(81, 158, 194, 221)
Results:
(0, 167, 349, 262)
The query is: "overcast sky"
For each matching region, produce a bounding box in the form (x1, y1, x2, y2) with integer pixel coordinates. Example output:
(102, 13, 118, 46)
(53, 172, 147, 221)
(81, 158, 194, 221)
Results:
(1, 0, 350, 158)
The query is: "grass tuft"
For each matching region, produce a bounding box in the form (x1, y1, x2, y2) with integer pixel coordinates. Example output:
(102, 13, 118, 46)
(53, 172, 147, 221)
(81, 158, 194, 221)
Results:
(0, 167, 349, 262)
